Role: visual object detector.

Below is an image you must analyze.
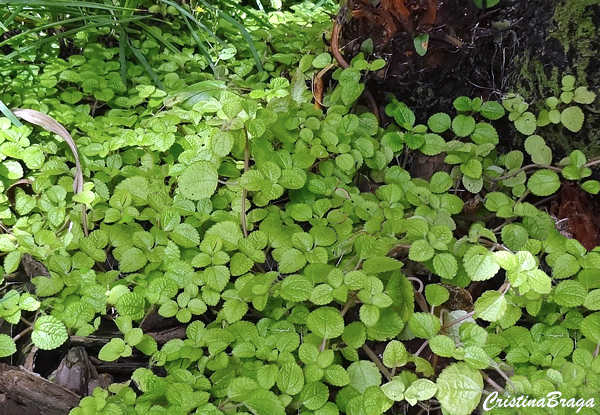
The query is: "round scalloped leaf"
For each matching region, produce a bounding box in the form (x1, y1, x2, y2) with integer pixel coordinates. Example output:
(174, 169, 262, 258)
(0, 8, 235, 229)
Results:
(31, 315, 68, 350)
(573, 86, 597, 104)
(427, 113, 451, 133)
(480, 101, 505, 120)
(0, 334, 16, 357)
(115, 292, 146, 320)
(452, 115, 476, 137)
(178, 161, 218, 200)
(527, 169, 561, 196)
(382, 340, 408, 368)
(474, 290, 507, 322)
(561, 106, 584, 132)
(463, 245, 499, 281)
(514, 112, 536, 135)
(307, 307, 344, 339)
(436, 362, 483, 415)
(433, 253, 458, 280)
(409, 239, 434, 262)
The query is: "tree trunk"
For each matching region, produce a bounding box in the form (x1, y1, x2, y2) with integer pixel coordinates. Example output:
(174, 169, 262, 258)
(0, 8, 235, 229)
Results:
(333, 0, 600, 155)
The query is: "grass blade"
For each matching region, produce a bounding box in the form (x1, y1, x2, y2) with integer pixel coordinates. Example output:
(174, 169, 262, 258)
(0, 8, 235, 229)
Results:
(0, 99, 23, 127)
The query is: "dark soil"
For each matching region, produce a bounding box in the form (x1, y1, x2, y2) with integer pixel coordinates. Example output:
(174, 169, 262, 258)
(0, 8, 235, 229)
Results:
(333, 0, 592, 138)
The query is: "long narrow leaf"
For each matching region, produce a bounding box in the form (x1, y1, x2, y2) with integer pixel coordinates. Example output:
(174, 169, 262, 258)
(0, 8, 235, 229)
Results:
(126, 38, 165, 90)
(11, 109, 82, 193)
(117, 25, 128, 88)
(11, 108, 88, 234)
(0, 14, 149, 49)
(1, 15, 149, 60)
(182, 15, 216, 74)
(2, 5, 24, 29)
(157, 0, 224, 47)
(0, 0, 133, 12)
(133, 21, 179, 54)
(196, 0, 264, 72)
(218, 0, 273, 28)
(0, 99, 23, 127)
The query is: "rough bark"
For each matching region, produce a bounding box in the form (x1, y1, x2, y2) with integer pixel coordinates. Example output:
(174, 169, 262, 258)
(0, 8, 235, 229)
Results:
(0, 363, 81, 415)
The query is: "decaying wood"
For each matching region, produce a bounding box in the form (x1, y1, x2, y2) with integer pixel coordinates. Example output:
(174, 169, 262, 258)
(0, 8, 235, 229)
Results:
(0, 363, 81, 415)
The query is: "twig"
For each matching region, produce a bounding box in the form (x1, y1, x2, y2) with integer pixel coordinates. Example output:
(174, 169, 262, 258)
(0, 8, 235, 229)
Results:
(494, 164, 561, 181)
(482, 371, 504, 393)
(13, 326, 33, 342)
(241, 126, 250, 238)
(340, 293, 357, 318)
(362, 343, 392, 381)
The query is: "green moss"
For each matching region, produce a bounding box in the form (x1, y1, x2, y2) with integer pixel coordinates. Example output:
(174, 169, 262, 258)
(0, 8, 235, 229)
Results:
(550, 0, 599, 83)
(510, 0, 600, 157)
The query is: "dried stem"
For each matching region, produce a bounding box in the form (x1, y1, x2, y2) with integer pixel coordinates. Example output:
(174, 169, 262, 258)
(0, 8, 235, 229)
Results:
(362, 343, 392, 381)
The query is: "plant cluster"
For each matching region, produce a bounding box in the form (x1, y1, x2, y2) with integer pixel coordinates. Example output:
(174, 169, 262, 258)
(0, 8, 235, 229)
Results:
(1, 2, 600, 415)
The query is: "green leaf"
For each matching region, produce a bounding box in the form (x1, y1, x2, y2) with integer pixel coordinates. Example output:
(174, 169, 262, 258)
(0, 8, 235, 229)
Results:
(429, 335, 456, 357)
(279, 248, 307, 274)
(307, 307, 344, 339)
(561, 106, 584, 132)
(359, 304, 380, 326)
(31, 315, 68, 350)
(480, 101, 505, 120)
(363, 257, 402, 274)
(514, 112, 536, 135)
(584, 289, 600, 310)
(119, 247, 147, 273)
(429, 172, 453, 193)
(580, 312, 600, 343)
(433, 253, 458, 279)
(178, 161, 218, 200)
(573, 86, 596, 104)
(425, 285, 450, 307)
(413, 33, 429, 56)
(0, 334, 16, 357)
(452, 115, 476, 137)
(409, 312, 440, 339)
(280, 274, 312, 302)
(501, 224, 528, 251)
(381, 378, 406, 401)
(98, 338, 130, 362)
(324, 365, 350, 386)
(347, 361, 381, 393)
(298, 382, 328, 411)
(463, 345, 490, 369)
(171, 223, 201, 248)
(409, 239, 434, 262)
(427, 113, 451, 133)
(462, 176, 483, 193)
(527, 169, 561, 196)
(463, 245, 500, 281)
(313, 53, 332, 68)
(342, 321, 366, 349)
(277, 363, 304, 395)
(115, 292, 146, 320)
(524, 135, 552, 165)
(404, 379, 436, 406)
(460, 159, 482, 179)
(553, 280, 586, 307)
(382, 340, 408, 368)
(435, 363, 483, 415)
(470, 122, 498, 145)
(474, 290, 507, 322)
(453, 97, 472, 112)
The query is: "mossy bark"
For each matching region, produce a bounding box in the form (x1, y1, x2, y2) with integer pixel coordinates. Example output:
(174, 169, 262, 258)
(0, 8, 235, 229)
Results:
(510, 0, 600, 156)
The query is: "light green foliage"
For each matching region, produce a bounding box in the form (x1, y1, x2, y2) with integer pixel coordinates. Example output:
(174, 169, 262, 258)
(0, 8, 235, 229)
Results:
(1, 3, 599, 415)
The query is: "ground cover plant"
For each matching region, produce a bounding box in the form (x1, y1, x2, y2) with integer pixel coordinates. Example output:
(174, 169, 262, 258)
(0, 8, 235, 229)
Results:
(0, 1, 600, 414)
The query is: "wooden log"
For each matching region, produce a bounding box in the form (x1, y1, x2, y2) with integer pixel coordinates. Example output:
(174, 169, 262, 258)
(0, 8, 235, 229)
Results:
(0, 363, 81, 415)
